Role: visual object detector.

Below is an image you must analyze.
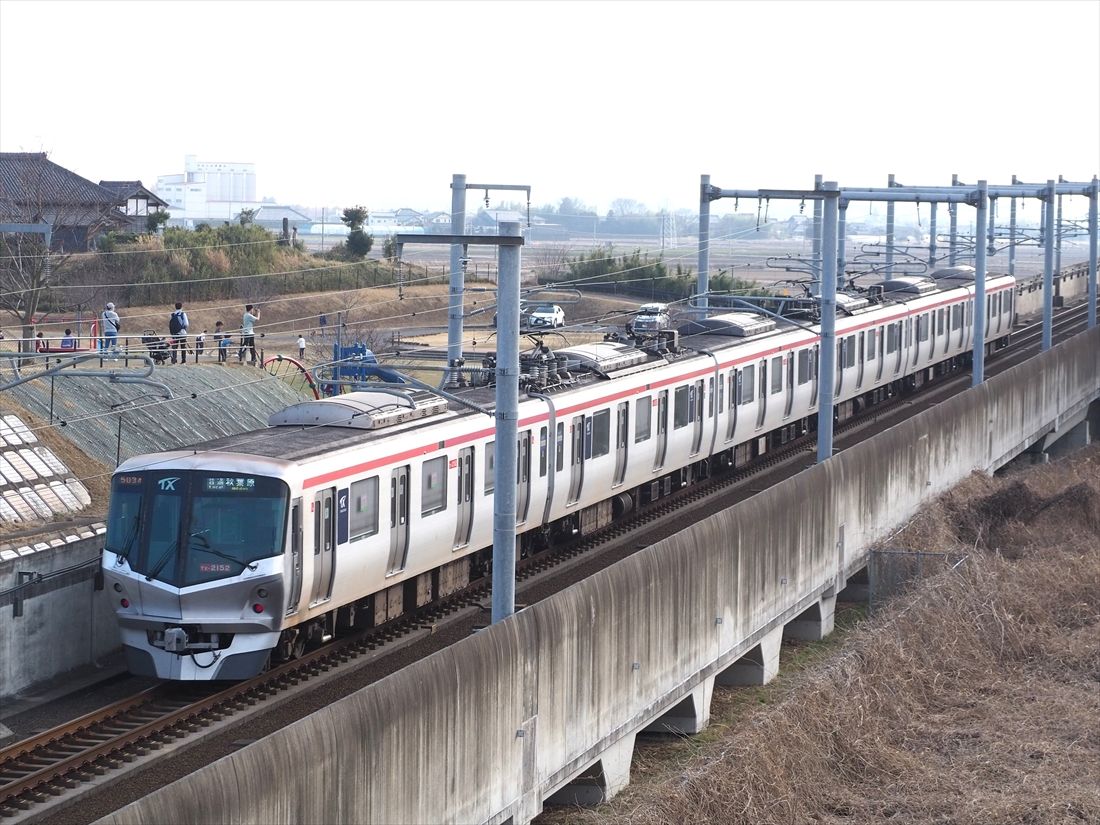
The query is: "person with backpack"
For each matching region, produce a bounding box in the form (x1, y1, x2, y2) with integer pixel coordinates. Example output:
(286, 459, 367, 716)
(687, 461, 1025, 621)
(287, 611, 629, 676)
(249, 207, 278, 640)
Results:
(101, 302, 121, 353)
(169, 302, 189, 364)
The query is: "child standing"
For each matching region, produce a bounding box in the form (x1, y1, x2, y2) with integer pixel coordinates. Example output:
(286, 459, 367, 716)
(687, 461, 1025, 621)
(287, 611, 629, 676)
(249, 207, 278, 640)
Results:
(196, 329, 206, 358)
(297, 334, 306, 360)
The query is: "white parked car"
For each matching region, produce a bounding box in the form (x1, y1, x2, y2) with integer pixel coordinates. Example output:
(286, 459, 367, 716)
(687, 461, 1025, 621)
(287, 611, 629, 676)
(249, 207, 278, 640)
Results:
(528, 304, 566, 328)
(628, 302, 672, 334)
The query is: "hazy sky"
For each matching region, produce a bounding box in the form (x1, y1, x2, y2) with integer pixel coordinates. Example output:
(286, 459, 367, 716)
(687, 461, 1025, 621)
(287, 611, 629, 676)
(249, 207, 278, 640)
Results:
(2, 0, 1097, 217)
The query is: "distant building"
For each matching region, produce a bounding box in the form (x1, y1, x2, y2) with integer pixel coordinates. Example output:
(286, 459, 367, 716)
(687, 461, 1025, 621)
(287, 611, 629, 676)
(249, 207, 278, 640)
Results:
(98, 181, 170, 233)
(0, 152, 126, 251)
(154, 155, 260, 226)
(236, 204, 311, 233)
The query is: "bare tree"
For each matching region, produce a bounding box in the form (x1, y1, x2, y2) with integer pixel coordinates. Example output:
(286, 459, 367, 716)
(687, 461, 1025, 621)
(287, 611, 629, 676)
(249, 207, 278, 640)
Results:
(528, 242, 574, 284)
(0, 153, 123, 349)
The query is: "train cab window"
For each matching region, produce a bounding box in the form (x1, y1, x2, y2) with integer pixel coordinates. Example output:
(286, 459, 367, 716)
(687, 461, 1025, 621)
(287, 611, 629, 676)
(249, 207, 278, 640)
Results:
(797, 349, 811, 384)
(635, 396, 652, 442)
(421, 456, 448, 516)
(484, 442, 495, 494)
(673, 386, 691, 428)
(539, 426, 548, 477)
(591, 410, 611, 457)
(349, 477, 379, 540)
(867, 330, 877, 360)
(740, 364, 756, 404)
(555, 423, 565, 472)
(770, 356, 783, 393)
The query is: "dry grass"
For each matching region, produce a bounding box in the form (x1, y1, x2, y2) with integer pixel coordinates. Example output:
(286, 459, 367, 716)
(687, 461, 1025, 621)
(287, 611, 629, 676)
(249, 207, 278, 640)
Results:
(540, 444, 1100, 825)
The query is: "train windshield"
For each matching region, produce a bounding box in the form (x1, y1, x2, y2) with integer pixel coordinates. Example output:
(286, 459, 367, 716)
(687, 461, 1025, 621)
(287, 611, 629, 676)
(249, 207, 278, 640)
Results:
(106, 471, 289, 587)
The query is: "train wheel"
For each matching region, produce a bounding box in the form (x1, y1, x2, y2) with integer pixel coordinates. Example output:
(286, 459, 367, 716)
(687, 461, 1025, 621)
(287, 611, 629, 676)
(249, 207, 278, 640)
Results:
(262, 354, 321, 400)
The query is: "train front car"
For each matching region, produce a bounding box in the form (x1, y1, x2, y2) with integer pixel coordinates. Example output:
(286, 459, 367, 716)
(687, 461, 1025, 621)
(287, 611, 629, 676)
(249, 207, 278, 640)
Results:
(101, 453, 292, 680)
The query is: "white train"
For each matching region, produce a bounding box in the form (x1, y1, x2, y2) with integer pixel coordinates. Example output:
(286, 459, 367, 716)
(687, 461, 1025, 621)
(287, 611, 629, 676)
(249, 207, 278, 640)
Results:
(102, 269, 1016, 679)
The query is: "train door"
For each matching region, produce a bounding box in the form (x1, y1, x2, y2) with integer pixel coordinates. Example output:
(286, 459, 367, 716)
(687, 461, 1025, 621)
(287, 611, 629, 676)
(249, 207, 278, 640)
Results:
(387, 466, 410, 574)
(516, 432, 531, 524)
(810, 346, 819, 407)
(453, 447, 474, 549)
(727, 371, 738, 440)
(856, 332, 865, 389)
(568, 415, 585, 504)
(755, 361, 767, 428)
(654, 391, 669, 469)
(875, 329, 884, 382)
(310, 488, 336, 606)
(690, 380, 704, 454)
(286, 498, 303, 616)
(835, 339, 844, 396)
(784, 354, 795, 417)
(613, 402, 629, 486)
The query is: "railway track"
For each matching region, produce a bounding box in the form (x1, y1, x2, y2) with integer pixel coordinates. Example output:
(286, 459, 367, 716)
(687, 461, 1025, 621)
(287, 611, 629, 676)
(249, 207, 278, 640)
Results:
(0, 303, 1091, 822)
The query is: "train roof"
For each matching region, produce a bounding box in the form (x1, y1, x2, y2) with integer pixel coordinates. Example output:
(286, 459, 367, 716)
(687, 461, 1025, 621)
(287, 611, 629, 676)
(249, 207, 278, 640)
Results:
(182, 273, 1015, 465)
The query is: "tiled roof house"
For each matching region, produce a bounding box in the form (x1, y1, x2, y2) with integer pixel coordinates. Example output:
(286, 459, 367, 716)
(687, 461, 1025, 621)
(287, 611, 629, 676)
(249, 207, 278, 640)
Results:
(0, 153, 125, 251)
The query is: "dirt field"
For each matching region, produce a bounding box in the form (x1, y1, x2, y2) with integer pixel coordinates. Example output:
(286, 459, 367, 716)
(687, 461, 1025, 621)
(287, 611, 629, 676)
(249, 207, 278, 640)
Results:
(538, 445, 1100, 825)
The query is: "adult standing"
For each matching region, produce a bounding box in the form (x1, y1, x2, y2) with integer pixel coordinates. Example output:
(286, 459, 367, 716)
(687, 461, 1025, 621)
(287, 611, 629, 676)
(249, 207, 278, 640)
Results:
(241, 304, 260, 366)
(101, 302, 121, 353)
(169, 301, 189, 364)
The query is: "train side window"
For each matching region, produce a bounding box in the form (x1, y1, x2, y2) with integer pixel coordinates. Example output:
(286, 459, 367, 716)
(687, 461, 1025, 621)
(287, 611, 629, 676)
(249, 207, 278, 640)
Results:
(740, 364, 755, 404)
(555, 423, 565, 472)
(591, 410, 610, 457)
(797, 349, 810, 384)
(421, 456, 448, 516)
(635, 396, 651, 442)
(867, 329, 877, 360)
(717, 376, 724, 411)
(539, 426, 548, 478)
(937, 309, 945, 336)
(886, 324, 898, 354)
(708, 377, 715, 416)
(484, 441, 495, 494)
(952, 305, 962, 330)
(845, 336, 856, 367)
(349, 476, 379, 540)
(918, 315, 929, 342)
(673, 386, 691, 428)
(770, 356, 783, 393)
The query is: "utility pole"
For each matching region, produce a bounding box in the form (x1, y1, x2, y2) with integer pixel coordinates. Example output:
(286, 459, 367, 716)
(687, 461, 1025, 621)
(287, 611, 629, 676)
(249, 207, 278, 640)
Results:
(394, 227, 525, 623)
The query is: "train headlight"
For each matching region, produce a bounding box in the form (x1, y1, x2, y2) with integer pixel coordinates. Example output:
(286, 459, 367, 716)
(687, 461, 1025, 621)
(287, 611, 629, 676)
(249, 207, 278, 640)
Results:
(113, 583, 122, 593)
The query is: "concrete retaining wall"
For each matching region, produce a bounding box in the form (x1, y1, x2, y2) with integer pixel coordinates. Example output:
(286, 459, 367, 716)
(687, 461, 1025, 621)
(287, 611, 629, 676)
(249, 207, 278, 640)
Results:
(99, 327, 1100, 825)
(0, 534, 117, 699)
(1016, 262, 1093, 317)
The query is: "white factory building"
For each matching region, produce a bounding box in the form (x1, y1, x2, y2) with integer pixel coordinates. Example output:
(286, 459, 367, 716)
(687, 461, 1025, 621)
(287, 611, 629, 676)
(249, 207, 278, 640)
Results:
(155, 155, 260, 225)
